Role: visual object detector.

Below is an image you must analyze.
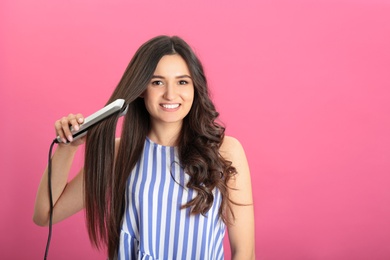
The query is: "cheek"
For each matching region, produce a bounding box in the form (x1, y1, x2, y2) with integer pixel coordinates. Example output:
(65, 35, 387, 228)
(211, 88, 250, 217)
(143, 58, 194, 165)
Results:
(143, 90, 158, 106)
(142, 95, 154, 114)
(184, 88, 195, 102)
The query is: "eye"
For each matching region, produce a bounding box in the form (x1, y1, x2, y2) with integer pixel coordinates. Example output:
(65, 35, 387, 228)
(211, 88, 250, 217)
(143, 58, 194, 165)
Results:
(178, 80, 188, 85)
(151, 80, 164, 86)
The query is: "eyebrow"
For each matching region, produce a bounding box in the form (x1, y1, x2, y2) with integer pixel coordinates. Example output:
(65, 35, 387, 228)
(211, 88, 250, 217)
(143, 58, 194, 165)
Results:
(151, 75, 192, 79)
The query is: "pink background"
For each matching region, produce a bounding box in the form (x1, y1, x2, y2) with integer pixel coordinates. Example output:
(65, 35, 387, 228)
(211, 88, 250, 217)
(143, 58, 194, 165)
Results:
(1, 0, 390, 259)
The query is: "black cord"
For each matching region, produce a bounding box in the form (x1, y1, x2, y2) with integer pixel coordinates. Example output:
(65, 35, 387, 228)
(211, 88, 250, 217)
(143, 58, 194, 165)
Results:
(44, 139, 58, 260)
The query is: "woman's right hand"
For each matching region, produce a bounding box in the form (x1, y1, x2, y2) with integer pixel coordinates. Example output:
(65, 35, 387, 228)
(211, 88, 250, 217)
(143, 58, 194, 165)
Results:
(33, 113, 86, 226)
(54, 113, 86, 146)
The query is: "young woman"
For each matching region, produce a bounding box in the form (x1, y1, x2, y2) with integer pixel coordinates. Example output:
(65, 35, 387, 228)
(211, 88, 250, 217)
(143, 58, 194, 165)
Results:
(33, 35, 255, 259)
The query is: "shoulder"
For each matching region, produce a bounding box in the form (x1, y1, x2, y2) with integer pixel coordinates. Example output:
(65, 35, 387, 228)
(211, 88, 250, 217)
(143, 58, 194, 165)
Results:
(221, 135, 241, 149)
(220, 135, 247, 167)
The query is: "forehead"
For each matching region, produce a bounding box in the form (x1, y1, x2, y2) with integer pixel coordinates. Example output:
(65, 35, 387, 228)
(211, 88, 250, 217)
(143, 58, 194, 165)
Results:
(153, 54, 190, 76)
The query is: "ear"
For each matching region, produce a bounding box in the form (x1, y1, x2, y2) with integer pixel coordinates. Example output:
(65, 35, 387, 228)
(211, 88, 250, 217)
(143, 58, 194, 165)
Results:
(139, 91, 145, 98)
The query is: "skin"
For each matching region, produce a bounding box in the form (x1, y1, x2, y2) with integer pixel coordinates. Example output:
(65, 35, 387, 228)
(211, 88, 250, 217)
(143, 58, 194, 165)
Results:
(33, 54, 255, 259)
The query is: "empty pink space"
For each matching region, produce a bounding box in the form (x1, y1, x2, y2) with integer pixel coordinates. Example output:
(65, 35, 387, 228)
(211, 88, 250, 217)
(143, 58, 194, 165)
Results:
(1, 0, 389, 259)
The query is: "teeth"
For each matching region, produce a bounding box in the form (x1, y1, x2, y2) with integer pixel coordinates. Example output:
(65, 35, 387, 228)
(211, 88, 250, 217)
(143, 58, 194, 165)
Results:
(162, 104, 179, 109)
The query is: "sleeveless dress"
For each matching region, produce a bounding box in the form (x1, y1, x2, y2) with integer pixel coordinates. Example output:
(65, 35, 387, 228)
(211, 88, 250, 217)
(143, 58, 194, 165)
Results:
(118, 138, 226, 260)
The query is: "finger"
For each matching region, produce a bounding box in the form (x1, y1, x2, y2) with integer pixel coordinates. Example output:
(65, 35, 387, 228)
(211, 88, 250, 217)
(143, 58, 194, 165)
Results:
(68, 115, 80, 132)
(55, 119, 67, 143)
(61, 115, 74, 142)
(75, 113, 84, 124)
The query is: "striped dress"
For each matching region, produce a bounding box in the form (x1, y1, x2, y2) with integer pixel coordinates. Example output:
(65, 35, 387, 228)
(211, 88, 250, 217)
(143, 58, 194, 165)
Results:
(118, 138, 226, 260)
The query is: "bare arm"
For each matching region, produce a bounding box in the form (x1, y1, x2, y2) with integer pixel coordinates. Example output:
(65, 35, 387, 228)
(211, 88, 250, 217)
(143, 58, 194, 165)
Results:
(220, 136, 255, 260)
(33, 114, 85, 226)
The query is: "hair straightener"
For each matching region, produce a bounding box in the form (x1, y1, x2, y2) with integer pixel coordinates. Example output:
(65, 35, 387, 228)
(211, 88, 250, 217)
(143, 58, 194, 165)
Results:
(45, 99, 128, 259)
(55, 98, 128, 143)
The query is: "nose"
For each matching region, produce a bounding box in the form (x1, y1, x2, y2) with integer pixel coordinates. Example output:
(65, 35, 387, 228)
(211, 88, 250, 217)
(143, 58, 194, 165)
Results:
(163, 83, 176, 100)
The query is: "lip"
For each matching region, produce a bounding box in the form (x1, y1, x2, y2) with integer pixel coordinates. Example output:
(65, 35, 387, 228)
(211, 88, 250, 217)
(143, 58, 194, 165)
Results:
(160, 103, 181, 111)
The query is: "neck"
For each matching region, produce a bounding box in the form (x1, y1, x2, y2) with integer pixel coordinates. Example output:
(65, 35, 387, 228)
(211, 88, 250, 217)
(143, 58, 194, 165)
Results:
(148, 121, 182, 146)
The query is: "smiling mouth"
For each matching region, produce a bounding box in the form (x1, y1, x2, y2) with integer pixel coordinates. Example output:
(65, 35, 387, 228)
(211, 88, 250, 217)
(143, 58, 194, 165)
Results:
(161, 104, 180, 109)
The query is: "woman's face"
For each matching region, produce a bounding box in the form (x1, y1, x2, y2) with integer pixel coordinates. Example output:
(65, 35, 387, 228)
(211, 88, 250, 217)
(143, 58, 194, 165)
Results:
(143, 54, 194, 128)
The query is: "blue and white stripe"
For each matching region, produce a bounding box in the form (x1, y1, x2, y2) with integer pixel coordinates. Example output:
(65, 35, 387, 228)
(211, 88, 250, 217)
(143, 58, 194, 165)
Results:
(118, 138, 225, 260)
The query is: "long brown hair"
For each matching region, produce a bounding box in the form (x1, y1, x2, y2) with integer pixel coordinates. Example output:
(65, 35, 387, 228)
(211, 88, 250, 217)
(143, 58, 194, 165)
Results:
(84, 35, 237, 259)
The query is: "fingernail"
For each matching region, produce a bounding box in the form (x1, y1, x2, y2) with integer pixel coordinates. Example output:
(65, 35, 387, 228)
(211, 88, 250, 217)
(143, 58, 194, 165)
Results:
(67, 135, 73, 142)
(74, 125, 79, 131)
(62, 138, 67, 143)
(78, 118, 83, 123)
